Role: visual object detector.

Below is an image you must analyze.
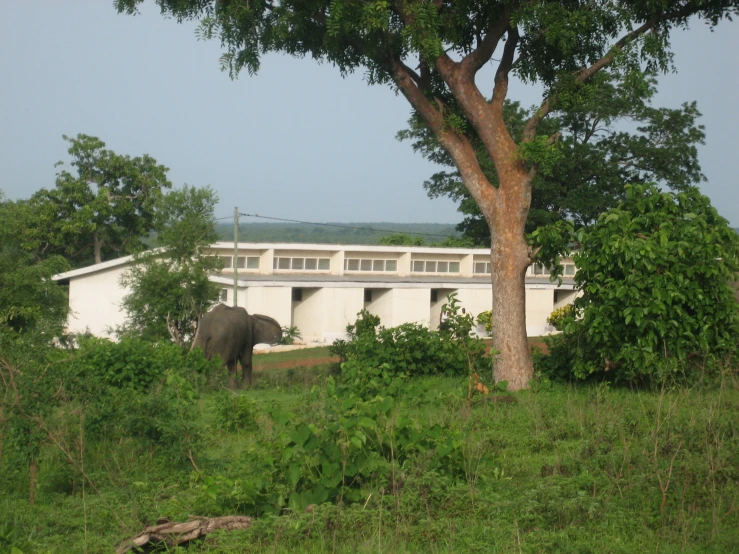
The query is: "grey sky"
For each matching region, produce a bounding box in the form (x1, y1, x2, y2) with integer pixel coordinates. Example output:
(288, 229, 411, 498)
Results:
(0, 2, 737, 225)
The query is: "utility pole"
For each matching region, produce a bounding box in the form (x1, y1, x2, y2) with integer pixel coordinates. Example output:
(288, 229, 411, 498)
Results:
(233, 207, 239, 307)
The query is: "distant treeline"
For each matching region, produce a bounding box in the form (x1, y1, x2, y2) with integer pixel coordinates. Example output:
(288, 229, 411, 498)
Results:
(215, 222, 462, 245)
(216, 223, 739, 246)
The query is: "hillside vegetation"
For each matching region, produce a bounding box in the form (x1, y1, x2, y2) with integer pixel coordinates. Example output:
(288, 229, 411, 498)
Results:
(215, 222, 461, 245)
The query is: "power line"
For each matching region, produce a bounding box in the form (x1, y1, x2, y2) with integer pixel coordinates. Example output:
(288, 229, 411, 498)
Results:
(228, 212, 459, 239)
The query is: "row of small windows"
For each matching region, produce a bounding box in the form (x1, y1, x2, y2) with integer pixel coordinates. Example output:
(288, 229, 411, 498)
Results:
(411, 260, 461, 273)
(212, 254, 576, 276)
(473, 262, 577, 276)
(344, 259, 398, 272)
(274, 257, 331, 271)
(218, 255, 260, 269)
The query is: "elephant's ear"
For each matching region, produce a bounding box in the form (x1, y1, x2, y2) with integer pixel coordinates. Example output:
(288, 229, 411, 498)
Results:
(252, 314, 283, 346)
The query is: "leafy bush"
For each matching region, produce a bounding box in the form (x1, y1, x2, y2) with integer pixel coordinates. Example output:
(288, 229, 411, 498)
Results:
(546, 304, 576, 331)
(279, 325, 302, 345)
(213, 392, 259, 433)
(330, 306, 489, 397)
(189, 393, 463, 516)
(476, 310, 493, 334)
(551, 184, 739, 383)
(66, 336, 218, 391)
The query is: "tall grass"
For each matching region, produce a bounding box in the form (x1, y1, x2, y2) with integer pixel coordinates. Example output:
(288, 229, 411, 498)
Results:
(1, 365, 737, 553)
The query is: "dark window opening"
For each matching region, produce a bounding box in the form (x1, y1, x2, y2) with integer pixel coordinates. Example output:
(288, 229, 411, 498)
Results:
(364, 289, 372, 303)
(292, 288, 303, 302)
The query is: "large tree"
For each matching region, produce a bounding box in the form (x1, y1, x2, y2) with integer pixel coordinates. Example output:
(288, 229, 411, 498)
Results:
(116, 0, 738, 389)
(24, 134, 171, 267)
(400, 73, 707, 244)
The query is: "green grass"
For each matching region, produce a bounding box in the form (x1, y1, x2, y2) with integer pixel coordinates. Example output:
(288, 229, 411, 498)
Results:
(254, 346, 334, 364)
(1, 369, 738, 553)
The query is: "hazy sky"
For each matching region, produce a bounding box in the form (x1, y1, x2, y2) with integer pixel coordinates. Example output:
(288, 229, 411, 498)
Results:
(1, 2, 737, 225)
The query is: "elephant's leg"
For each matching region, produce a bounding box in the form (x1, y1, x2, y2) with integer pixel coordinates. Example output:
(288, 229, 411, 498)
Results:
(240, 349, 254, 388)
(226, 360, 238, 389)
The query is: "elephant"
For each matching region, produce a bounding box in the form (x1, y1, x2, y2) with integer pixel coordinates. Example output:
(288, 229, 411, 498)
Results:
(190, 303, 283, 387)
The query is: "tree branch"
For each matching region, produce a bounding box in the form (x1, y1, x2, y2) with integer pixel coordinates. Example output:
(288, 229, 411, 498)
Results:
(491, 25, 519, 107)
(522, 5, 698, 142)
(460, 11, 510, 77)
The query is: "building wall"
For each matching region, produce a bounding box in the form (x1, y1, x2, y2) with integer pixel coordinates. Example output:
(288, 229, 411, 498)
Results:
(57, 243, 580, 343)
(244, 287, 292, 328)
(364, 287, 431, 328)
(67, 266, 129, 338)
(292, 287, 364, 343)
(525, 288, 556, 337)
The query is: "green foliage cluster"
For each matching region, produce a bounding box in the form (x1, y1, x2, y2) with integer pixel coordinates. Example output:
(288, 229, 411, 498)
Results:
(0, 195, 70, 334)
(192, 393, 462, 516)
(475, 310, 492, 335)
(546, 304, 576, 332)
(411, 77, 708, 248)
(330, 303, 488, 397)
(65, 336, 215, 391)
(119, 185, 223, 346)
(538, 184, 739, 383)
(279, 325, 302, 345)
(21, 134, 171, 267)
(0, 331, 222, 509)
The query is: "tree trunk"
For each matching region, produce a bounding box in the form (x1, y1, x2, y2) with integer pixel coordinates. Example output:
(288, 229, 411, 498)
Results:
(490, 232, 533, 390)
(487, 171, 535, 391)
(93, 232, 102, 264)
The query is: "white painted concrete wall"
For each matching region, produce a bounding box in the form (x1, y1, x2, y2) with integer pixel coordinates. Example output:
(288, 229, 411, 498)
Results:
(292, 287, 364, 343)
(244, 287, 292, 328)
(525, 288, 556, 337)
(365, 287, 431, 327)
(57, 243, 580, 342)
(66, 266, 129, 338)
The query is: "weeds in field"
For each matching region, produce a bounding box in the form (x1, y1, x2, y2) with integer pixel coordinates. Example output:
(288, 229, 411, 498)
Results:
(1, 329, 738, 552)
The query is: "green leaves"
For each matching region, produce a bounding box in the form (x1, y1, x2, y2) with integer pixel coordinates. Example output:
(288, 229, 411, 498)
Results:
(119, 185, 222, 345)
(548, 183, 739, 383)
(23, 134, 171, 267)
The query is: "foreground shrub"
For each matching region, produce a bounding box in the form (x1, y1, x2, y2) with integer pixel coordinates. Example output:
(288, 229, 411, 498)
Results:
(187, 392, 463, 516)
(67, 335, 218, 391)
(330, 304, 489, 397)
(545, 184, 739, 383)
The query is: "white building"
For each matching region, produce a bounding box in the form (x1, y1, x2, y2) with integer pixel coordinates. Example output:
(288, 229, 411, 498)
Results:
(52, 242, 579, 342)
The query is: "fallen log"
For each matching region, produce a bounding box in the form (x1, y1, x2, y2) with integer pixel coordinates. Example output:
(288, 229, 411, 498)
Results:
(115, 516, 252, 554)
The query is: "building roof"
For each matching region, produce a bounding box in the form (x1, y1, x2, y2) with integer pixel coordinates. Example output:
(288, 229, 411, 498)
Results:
(52, 242, 575, 289)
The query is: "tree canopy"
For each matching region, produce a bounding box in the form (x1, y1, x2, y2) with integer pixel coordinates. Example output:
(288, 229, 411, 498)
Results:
(115, 0, 739, 389)
(400, 74, 707, 244)
(0, 194, 69, 334)
(23, 134, 171, 267)
(120, 185, 223, 346)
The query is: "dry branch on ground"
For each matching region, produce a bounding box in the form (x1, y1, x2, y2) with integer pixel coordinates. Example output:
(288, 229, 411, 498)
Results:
(115, 516, 252, 553)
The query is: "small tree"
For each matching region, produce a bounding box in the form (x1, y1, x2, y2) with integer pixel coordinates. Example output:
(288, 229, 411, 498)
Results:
(120, 186, 223, 346)
(24, 134, 171, 266)
(0, 196, 70, 334)
(560, 184, 739, 382)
